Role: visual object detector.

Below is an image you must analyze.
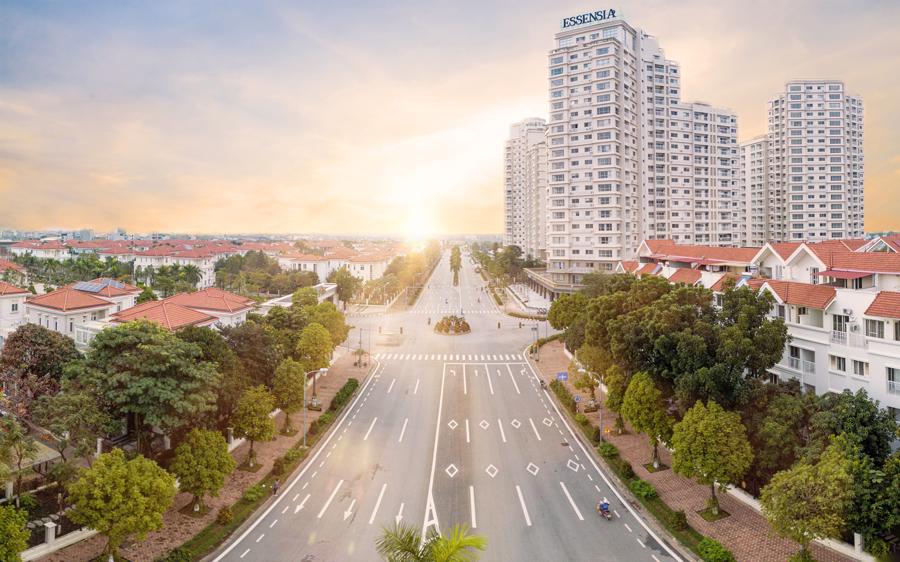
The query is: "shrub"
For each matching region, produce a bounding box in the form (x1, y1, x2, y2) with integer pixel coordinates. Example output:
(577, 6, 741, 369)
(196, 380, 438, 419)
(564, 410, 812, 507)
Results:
(329, 378, 359, 412)
(216, 506, 233, 526)
(574, 413, 588, 425)
(155, 547, 194, 562)
(697, 538, 736, 562)
(591, 426, 603, 444)
(284, 448, 302, 462)
(598, 442, 619, 460)
(318, 412, 335, 427)
(242, 484, 266, 503)
(549, 380, 576, 414)
(669, 509, 688, 531)
(17, 492, 39, 515)
(619, 460, 635, 481)
(272, 457, 287, 476)
(629, 479, 658, 500)
(787, 550, 815, 562)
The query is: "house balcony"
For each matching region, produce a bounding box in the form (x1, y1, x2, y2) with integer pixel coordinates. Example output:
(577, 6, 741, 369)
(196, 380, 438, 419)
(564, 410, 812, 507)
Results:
(830, 330, 867, 349)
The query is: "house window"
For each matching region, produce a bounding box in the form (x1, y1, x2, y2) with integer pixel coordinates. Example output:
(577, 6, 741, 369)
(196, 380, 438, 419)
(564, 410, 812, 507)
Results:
(777, 305, 786, 319)
(865, 319, 884, 339)
(895, 321, 900, 342)
(830, 355, 846, 372)
(10, 303, 17, 313)
(832, 314, 848, 332)
(851, 360, 868, 377)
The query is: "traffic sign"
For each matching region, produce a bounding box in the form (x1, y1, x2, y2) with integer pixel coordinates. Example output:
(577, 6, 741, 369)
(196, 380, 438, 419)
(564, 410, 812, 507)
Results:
(556, 372, 568, 381)
(574, 395, 581, 402)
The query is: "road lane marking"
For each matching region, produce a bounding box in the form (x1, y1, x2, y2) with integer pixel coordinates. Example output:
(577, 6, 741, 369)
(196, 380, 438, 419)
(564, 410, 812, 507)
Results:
(521, 357, 684, 562)
(302, 482, 308, 490)
(295, 494, 310, 513)
(463, 366, 468, 395)
(414, 379, 420, 394)
(422, 365, 447, 537)
(484, 364, 494, 395)
(559, 481, 584, 520)
(255, 534, 264, 543)
(269, 519, 278, 528)
(636, 538, 645, 548)
(515, 485, 532, 526)
(506, 364, 521, 394)
(343, 499, 356, 520)
(317, 479, 344, 518)
(399, 418, 408, 443)
(652, 555, 662, 562)
(281, 505, 289, 514)
(528, 418, 542, 441)
(624, 523, 632, 532)
(387, 378, 396, 394)
(292, 493, 299, 501)
(614, 510, 621, 518)
(369, 483, 387, 525)
(469, 485, 477, 528)
(364, 417, 378, 441)
(396, 502, 405, 525)
(497, 418, 507, 443)
(465, 419, 470, 443)
(240, 549, 250, 558)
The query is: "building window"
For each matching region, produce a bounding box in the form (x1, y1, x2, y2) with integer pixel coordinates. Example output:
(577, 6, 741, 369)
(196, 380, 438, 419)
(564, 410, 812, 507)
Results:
(851, 360, 868, 377)
(10, 303, 17, 313)
(888, 368, 899, 395)
(832, 314, 848, 332)
(829, 355, 846, 372)
(895, 321, 900, 342)
(865, 319, 884, 339)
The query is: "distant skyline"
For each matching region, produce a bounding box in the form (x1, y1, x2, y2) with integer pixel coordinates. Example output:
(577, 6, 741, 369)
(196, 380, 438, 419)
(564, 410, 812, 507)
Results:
(1, 0, 898, 237)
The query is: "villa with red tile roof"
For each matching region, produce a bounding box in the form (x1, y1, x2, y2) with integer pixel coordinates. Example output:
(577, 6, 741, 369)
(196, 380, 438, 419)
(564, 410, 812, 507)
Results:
(616, 238, 900, 421)
(0, 281, 29, 345)
(166, 288, 254, 326)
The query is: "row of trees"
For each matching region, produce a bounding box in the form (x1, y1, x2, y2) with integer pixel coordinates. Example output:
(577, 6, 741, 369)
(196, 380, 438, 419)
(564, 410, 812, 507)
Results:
(12, 253, 134, 286)
(469, 243, 540, 287)
(359, 242, 442, 305)
(449, 246, 461, 286)
(552, 274, 900, 559)
(133, 263, 203, 296)
(215, 250, 319, 296)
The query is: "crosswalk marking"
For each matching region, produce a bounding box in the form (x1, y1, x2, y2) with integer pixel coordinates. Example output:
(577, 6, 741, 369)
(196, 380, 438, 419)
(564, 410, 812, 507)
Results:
(373, 353, 527, 363)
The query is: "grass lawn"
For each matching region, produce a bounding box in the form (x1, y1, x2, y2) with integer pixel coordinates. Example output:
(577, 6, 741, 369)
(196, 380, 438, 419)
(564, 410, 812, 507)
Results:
(698, 507, 731, 522)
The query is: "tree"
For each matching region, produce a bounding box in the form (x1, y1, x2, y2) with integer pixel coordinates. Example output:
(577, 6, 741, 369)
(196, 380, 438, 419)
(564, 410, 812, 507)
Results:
(307, 302, 349, 348)
(760, 437, 854, 559)
(0, 323, 80, 416)
(805, 389, 897, 465)
(181, 264, 202, 287)
(604, 365, 629, 434)
(79, 320, 220, 455)
(67, 449, 176, 560)
(547, 292, 588, 331)
(220, 319, 284, 387)
(273, 359, 305, 433)
(232, 386, 276, 467)
(170, 429, 236, 511)
(136, 285, 157, 304)
(296, 322, 333, 373)
(327, 266, 361, 307)
(176, 326, 251, 429)
(31, 379, 120, 463)
(376, 523, 487, 562)
(291, 286, 318, 308)
(671, 400, 753, 514)
(621, 372, 673, 469)
(0, 417, 38, 501)
(450, 246, 461, 286)
(0, 505, 29, 562)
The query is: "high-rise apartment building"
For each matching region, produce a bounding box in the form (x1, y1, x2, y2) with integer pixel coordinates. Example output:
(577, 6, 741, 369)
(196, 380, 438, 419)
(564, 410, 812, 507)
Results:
(504, 118, 547, 254)
(740, 135, 769, 246)
(765, 80, 864, 242)
(523, 140, 548, 261)
(523, 11, 740, 295)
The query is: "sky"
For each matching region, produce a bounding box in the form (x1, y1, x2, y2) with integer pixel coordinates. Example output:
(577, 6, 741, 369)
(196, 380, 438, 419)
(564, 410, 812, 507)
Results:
(1, 0, 898, 237)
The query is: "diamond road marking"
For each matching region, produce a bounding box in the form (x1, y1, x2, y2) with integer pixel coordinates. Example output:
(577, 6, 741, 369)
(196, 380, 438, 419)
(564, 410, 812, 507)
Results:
(485, 464, 498, 478)
(479, 420, 490, 430)
(511, 419, 522, 429)
(445, 464, 459, 478)
(542, 417, 553, 427)
(526, 463, 539, 476)
(566, 459, 580, 473)
(447, 419, 458, 430)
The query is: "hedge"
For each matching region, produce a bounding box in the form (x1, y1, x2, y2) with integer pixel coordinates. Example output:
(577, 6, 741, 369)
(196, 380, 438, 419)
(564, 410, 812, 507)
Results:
(697, 538, 736, 562)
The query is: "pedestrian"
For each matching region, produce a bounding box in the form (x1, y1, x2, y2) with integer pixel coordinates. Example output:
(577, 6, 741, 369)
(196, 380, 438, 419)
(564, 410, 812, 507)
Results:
(273, 479, 280, 496)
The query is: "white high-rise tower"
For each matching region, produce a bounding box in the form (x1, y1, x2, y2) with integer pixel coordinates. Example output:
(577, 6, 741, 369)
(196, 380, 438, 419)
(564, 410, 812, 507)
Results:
(504, 118, 547, 255)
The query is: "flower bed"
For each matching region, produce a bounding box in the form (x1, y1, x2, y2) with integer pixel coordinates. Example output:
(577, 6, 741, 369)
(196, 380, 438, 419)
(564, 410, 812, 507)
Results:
(434, 315, 470, 335)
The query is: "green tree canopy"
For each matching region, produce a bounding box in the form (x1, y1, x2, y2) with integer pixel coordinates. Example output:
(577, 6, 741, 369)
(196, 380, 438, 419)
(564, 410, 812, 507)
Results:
(273, 358, 306, 432)
(376, 522, 487, 562)
(67, 448, 176, 560)
(291, 286, 319, 308)
(760, 436, 854, 558)
(0, 323, 80, 416)
(170, 428, 236, 510)
(0, 505, 29, 562)
(78, 320, 219, 454)
(671, 400, 753, 513)
(220, 319, 285, 387)
(307, 302, 349, 348)
(805, 389, 898, 465)
(621, 372, 673, 469)
(296, 322, 333, 373)
(233, 385, 276, 467)
(327, 266, 362, 305)
(0, 417, 38, 498)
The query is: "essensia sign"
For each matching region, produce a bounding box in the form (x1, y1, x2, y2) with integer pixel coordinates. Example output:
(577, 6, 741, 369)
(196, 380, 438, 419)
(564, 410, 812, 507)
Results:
(560, 9, 618, 30)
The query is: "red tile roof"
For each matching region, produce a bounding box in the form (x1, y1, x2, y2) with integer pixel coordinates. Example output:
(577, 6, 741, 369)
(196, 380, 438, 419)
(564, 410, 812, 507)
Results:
(769, 242, 803, 260)
(76, 278, 141, 298)
(760, 280, 836, 309)
(0, 259, 25, 273)
(0, 281, 28, 296)
(643, 239, 761, 264)
(27, 287, 114, 312)
(864, 292, 900, 319)
(667, 268, 702, 285)
(806, 245, 900, 274)
(111, 300, 216, 330)
(710, 273, 740, 292)
(635, 263, 659, 276)
(619, 260, 640, 273)
(166, 288, 254, 313)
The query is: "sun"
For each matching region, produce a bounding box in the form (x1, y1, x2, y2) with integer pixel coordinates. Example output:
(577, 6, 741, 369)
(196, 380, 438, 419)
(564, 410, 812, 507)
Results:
(404, 211, 434, 245)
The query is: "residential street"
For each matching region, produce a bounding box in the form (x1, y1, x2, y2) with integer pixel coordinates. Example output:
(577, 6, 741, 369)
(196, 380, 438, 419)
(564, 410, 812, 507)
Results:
(211, 251, 682, 562)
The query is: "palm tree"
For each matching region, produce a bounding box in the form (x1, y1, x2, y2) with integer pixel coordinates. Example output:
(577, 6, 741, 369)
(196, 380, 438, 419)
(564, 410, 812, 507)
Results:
(181, 264, 202, 288)
(376, 523, 486, 562)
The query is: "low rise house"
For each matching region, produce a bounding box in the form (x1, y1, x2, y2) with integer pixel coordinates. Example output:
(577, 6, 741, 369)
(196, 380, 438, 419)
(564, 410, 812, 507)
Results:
(0, 281, 29, 346)
(166, 287, 254, 326)
(26, 286, 116, 339)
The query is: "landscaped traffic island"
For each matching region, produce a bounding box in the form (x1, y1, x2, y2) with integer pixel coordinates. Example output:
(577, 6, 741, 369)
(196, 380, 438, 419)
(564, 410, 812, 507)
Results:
(434, 315, 470, 335)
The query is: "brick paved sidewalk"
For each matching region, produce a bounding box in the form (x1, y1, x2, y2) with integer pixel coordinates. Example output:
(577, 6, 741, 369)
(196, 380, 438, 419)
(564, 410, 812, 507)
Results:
(531, 340, 852, 562)
(39, 353, 370, 562)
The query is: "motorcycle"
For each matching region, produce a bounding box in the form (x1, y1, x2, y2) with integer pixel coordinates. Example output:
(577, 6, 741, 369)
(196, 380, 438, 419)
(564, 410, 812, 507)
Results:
(596, 502, 612, 521)
(539, 380, 547, 390)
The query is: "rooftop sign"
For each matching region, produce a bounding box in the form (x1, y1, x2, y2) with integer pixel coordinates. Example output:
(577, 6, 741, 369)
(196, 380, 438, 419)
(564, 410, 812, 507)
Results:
(560, 9, 618, 30)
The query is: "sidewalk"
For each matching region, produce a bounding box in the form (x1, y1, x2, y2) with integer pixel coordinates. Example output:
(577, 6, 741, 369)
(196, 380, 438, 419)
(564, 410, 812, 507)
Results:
(531, 340, 852, 562)
(39, 352, 369, 562)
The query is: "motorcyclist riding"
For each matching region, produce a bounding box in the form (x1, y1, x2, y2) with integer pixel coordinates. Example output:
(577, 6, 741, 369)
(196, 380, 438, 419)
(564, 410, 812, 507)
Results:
(597, 500, 611, 519)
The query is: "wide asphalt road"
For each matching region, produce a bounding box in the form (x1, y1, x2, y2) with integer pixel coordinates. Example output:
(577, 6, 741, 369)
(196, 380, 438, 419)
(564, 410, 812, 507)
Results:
(210, 250, 682, 562)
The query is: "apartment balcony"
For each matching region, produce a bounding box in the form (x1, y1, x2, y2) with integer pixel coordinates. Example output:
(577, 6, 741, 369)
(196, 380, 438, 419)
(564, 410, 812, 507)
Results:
(888, 380, 900, 396)
(788, 356, 816, 376)
(830, 330, 867, 349)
